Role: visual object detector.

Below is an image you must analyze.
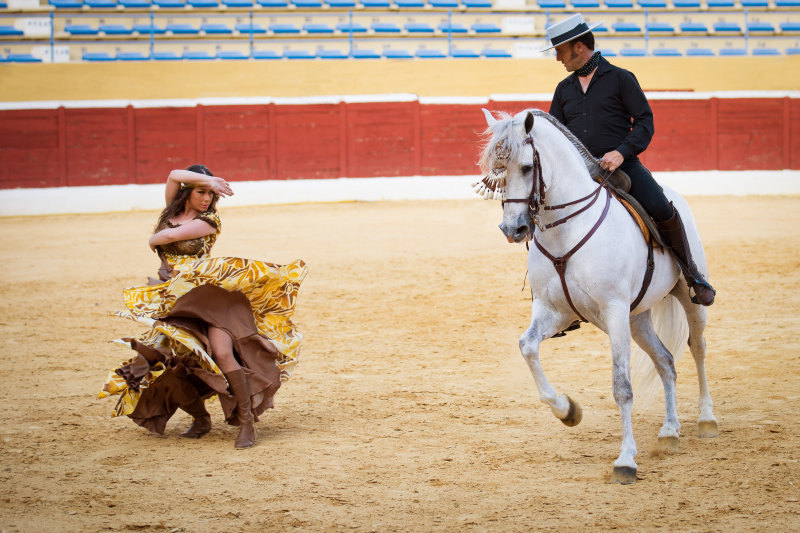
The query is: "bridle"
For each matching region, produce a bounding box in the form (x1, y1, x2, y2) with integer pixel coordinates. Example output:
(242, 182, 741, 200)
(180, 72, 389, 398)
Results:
(501, 128, 614, 323)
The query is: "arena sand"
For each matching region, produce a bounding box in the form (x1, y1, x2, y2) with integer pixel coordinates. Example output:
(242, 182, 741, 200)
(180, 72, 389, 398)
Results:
(0, 196, 798, 532)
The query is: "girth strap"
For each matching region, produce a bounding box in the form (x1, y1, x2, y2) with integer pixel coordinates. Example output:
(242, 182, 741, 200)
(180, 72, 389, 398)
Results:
(629, 237, 655, 312)
(534, 187, 612, 322)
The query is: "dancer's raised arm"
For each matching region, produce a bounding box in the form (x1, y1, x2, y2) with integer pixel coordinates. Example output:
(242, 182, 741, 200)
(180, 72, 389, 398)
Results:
(165, 168, 233, 206)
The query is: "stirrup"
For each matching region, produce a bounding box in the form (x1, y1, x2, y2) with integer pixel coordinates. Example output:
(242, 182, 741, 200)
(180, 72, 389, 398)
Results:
(552, 320, 583, 338)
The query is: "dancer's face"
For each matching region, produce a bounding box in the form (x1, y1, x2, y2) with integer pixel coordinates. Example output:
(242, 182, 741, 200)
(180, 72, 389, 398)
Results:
(187, 187, 215, 213)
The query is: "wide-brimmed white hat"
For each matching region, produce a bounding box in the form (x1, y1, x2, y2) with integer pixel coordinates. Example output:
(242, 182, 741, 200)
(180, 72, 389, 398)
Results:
(540, 13, 603, 52)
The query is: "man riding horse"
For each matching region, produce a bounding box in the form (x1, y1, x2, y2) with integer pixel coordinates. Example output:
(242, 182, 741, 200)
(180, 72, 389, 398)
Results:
(543, 13, 716, 306)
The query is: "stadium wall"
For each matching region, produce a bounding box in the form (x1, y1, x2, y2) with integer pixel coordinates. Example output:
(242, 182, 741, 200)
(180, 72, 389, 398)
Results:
(1, 91, 798, 190)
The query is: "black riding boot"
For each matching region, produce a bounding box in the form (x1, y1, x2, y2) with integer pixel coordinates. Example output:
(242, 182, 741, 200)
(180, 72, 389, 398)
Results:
(656, 205, 716, 306)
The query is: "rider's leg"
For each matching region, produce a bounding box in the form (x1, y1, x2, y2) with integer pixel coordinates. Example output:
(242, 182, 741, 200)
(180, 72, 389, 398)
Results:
(620, 159, 715, 306)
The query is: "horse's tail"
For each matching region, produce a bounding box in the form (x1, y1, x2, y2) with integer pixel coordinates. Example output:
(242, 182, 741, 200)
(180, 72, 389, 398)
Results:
(631, 294, 689, 405)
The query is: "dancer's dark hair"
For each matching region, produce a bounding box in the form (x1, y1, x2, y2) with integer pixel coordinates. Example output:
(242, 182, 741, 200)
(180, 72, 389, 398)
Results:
(154, 164, 218, 232)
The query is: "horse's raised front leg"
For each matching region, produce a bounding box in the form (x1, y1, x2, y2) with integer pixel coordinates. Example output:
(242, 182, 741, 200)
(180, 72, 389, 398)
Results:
(606, 303, 638, 484)
(519, 299, 582, 427)
(672, 286, 719, 438)
(630, 310, 680, 452)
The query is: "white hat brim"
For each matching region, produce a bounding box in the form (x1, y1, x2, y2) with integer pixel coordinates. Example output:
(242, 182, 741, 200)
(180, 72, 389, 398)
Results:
(539, 21, 604, 52)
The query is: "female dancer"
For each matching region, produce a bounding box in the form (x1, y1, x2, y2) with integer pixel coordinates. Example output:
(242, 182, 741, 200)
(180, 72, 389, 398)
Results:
(99, 165, 307, 449)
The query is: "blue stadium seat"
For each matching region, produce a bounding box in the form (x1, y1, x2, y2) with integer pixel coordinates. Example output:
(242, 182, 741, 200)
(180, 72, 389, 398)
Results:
(187, 0, 219, 6)
(326, 0, 356, 5)
(638, 0, 666, 6)
(257, 0, 288, 5)
(152, 0, 185, 6)
(597, 48, 616, 56)
(680, 21, 708, 32)
(352, 49, 381, 58)
(133, 23, 166, 34)
(222, 0, 254, 5)
(284, 49, 316, 59)
(452, 48, 480, 57)
(780, 21, 800, 31)
(747, 21, 775, 32)
(672, 0, 699, 5)
(217, 50, 249, 59)
(706, 0, 734, 6)
(613, 22, 641, 32)
(775, 0, 800, 5)
(85, 0, 116, 7)
(337, 22, 367, 32)
(786, 47, 800, 54)
(100, 24, 134, 34)
(604, 0, 633, 7)
(252, 49, 281, 59)
(438, 22, 468, 33)
(651, 48, 681, 56)
(405, 22, 434, 32)
(430, 0, 459, 5)
(83, 51, 114, 61)
(471, 22, 501, 33)
(537, 0, 566, 7)
(304, 23, 334, 33)
(740, 0, 768, 5)
(291, 0, 323, 6)
(416, 48, 447, 58)
(719, 47, 747, 55)
(0, 25, 23, 36)
(65, 24, 99, 35)
(116, 51, 149, 60)
(166, 23, 200, 34)
(752, 47, 780, 55)
(118, 0, 151, 6)
(619, 48, 647, 56)
(318, 48, 348, 58)
(201, 23, 233, 34)
(267, 23, 298, 33)
(713, 21, 741, 32)
(7, 53, 42, 62)
(462, 0, 491, 5)
(372, 22, 401, 32)
(646, 21, 674, 32)
(593, 23, 609, 32)
(482, 48, 512, 57)
(0, 1, 7, 7)
(395, 0, 426, 6)
(361, 0, 391, 5)
(384, 48, 413, 58)
(572, 0, 600, 6)
(153, 51, 180, 60)
(183, 50, 214, 60)
(237, 22, 267, 33)
(50, 0, 83, 7)
(685, 47, 714, 55)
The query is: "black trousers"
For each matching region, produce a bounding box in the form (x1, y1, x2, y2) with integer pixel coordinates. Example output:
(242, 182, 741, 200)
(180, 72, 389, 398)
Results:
(619, 158, 673, 223)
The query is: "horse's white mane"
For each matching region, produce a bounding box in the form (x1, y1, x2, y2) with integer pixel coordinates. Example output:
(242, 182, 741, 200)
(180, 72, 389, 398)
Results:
(478, 109, 603, 182)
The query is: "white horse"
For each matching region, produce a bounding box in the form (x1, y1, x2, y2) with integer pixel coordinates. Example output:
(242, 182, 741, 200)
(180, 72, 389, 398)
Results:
(478, 108, 719, 484)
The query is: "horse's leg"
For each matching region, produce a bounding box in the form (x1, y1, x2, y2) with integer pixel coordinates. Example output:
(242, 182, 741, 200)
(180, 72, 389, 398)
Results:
(672, 286, 719, 438)
(630, 311, 680, 452)
(519, 299, 582, 426)
(606, 304, 638, 484)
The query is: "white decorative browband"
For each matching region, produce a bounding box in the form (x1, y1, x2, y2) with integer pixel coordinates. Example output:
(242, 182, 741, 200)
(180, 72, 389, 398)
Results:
(473, 140, 511, 200)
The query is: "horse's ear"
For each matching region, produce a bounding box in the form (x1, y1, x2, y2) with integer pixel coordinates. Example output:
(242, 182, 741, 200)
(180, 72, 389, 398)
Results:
(481, 108, 497, 127)
(524, 111, 534, 134)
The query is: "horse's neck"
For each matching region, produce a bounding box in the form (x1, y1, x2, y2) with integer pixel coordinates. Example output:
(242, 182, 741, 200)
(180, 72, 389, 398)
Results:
(536, 127, 599, 211)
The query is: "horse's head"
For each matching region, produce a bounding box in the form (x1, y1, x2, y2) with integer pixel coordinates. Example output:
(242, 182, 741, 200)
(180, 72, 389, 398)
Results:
(477, 109, 539, 243)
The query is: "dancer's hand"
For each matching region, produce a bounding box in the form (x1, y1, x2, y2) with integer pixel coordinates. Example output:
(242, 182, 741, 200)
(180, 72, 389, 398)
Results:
(208, 176, 234, 198)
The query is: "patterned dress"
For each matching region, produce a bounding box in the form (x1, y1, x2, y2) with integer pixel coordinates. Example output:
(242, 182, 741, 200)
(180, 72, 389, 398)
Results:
(98, 211, 308, 434)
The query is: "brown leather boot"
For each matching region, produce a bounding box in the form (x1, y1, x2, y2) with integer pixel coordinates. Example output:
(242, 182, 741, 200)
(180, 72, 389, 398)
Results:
(656, 205, 716, 306)
(180, 398, 212, 439)
(225, 369, 256, 449)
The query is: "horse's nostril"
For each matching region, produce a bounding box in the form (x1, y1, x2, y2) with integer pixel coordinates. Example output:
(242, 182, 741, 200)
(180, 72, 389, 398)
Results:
(515, 225, 529, 238)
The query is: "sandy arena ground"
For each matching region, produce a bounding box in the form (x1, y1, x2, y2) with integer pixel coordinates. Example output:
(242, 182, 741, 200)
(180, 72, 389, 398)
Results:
(0, 195, 799, 532)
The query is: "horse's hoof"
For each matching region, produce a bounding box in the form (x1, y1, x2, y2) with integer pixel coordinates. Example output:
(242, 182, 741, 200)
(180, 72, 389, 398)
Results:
(560, 396, 582, 427)
(657, 436, 680, 453)
(698, 420, 719, 438)
(610, 466, 637, 485)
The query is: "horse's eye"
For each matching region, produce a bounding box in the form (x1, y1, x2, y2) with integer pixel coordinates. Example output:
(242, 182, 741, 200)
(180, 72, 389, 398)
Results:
(521, 165, 533, 174)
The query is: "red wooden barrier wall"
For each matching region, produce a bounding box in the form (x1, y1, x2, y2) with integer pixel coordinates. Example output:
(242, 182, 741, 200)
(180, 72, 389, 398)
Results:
(0, 97, 797, 189)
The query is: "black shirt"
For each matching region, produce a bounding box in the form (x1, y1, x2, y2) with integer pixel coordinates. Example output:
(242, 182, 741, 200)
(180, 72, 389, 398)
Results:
(549, 55, 654, 161)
